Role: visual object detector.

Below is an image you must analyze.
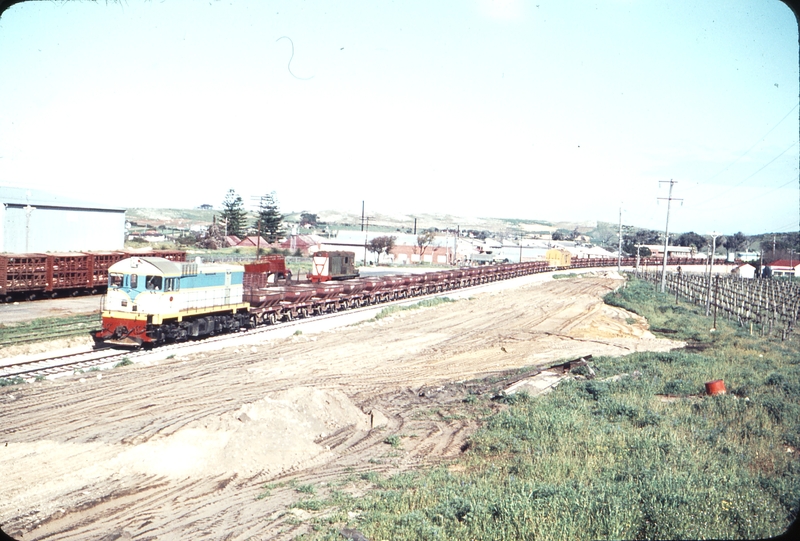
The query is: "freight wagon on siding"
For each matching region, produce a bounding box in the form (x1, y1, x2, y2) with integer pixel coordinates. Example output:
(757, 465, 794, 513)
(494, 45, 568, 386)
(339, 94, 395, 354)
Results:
(0, 250, 186, 302)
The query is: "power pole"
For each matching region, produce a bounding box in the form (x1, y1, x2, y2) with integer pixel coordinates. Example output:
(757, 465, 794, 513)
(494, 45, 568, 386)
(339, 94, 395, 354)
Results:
(617, 206, 623, 273)
(361, 201, 365, 232)
(658, 180, 682, 293)
(705, 231, 720, 316)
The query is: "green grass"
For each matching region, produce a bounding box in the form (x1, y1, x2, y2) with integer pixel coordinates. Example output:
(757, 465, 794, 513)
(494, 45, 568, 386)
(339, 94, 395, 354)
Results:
(552, 273, 581, 280)
(0, 313, 101, 348)
(290, 278, 799, 540)
(372, 297, 454, 322)
(114, 357, 133, 368)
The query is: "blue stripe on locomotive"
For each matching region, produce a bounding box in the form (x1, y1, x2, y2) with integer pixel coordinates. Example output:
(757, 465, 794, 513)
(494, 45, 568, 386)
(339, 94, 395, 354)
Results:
(179, 270, 243, 289)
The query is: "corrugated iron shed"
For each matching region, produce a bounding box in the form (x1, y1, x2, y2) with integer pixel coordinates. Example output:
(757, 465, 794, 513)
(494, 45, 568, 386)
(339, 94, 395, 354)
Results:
(0, 186, 125, 253)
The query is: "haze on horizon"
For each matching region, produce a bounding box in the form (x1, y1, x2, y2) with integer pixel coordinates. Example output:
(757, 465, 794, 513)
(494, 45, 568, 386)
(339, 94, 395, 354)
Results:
(0, 0, 797, 236)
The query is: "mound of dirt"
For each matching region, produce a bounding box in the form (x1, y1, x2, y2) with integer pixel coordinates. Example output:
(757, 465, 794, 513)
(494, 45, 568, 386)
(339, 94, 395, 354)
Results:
(115, 387, 370, 479)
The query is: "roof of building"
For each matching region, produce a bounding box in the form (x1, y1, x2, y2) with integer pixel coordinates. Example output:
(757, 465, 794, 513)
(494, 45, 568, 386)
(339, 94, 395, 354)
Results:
(236, 236, 269, 247)
(224, 235, 241, 247)
(280, 234, 326, 248)
(0, 185, 125, 212)
(767, 259, 800, 268)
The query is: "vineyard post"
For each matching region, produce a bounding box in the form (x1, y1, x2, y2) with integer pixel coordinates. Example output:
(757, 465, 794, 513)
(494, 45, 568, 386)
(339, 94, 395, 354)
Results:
(705, 232, 720, 316)
(713, 274, 719, 330)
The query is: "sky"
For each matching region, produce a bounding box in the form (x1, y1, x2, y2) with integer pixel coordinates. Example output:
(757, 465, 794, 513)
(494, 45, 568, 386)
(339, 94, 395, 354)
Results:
(0, 0, 797, 236)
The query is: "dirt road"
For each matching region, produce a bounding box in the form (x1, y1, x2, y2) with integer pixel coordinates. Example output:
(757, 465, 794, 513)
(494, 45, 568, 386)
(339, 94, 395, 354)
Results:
(0, 274, 682, 540)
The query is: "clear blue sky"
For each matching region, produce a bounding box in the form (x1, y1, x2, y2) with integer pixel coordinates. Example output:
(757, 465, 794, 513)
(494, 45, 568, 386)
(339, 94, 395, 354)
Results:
(0, 0, 797, 235)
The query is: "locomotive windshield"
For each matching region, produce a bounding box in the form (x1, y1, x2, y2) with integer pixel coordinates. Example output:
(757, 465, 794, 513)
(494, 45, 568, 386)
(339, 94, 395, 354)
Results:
(146, 275, 163, 291)
(109, 273, 124, 288)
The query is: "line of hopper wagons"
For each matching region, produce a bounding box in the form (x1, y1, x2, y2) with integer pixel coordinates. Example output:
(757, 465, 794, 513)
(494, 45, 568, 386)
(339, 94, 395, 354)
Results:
(91, 250, 719, 348)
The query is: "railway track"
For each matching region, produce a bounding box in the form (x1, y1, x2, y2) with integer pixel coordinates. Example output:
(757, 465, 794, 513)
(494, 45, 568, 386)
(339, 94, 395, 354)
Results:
(0, 275, 533, 381)
(0, 266, 632, 382)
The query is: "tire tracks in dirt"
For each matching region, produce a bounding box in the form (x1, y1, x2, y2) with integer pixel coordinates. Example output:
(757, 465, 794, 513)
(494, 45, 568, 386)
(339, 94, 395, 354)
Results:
(0, 275, 684, 540)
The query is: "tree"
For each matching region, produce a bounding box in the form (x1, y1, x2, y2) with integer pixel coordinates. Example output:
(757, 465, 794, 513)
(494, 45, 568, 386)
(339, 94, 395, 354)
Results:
(255, 192, 285, 244)
(552, 231, 564, 241)
(220, 189, 247, 238)
(300, 212, 318, 227)
(675, 231, 707, 252)
(416, 230, 436, 261)
(621, 228, 660, 256)
(723, 231, 749, 258)
(367, 235, 396, 264)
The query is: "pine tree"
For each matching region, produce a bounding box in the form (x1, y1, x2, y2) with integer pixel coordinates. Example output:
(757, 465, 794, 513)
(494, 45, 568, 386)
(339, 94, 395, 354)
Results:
(220, 189, 248, 238)
(255, 192, 285, 244)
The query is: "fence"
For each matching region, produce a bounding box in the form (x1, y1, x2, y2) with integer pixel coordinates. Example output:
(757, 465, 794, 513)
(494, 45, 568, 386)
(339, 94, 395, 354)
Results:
(635, 269, 800, 338)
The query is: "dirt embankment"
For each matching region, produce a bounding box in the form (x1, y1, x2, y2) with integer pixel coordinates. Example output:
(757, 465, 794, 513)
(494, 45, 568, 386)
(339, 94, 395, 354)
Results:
(0, 274, 682, 540)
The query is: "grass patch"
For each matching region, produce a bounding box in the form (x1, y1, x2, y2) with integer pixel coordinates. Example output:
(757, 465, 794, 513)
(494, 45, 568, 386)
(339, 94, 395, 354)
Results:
(0, 376, 25, 387)
(373, 297, 454, 322)
(0, 313, 101, 347)
(384, 435, 403, 449)
(114, 357, 133, 368)
(552, 273, 581, 280)
(298, 277, 799, 541)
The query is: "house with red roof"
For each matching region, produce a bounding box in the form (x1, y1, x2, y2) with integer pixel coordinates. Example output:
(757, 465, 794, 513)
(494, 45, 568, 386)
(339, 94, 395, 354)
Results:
(280, 234, 326, 255)
(236, 236, 270, 248)
(767, 259, 800, 278)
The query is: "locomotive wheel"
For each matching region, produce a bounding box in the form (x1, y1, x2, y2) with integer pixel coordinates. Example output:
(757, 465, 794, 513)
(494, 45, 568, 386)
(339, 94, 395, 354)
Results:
(267, 313, 277, 325)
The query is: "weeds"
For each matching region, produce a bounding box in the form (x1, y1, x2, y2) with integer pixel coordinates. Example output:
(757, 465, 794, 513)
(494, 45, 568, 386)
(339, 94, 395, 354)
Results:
(384, 435, 402, 449)
(373, 297, 454, 321)
(0, 376, 24, 387)
(299, 277, 799, 541)
(114, 357, 133, 368)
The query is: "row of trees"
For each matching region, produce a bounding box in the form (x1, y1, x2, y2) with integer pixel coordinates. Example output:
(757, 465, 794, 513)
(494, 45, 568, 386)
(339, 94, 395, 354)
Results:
(218, 189, 285, 242)
(619, 229, 751, 259)
(364, 231, 440, 263)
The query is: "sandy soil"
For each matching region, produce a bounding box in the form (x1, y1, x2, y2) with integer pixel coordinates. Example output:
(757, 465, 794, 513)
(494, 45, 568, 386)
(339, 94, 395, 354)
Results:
(0, 273, 684, 540)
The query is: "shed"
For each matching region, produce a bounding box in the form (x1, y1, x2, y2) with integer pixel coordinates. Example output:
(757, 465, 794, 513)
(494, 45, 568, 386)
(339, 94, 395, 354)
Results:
(731, 262, 756, 279)
(0, 186, 125, 253)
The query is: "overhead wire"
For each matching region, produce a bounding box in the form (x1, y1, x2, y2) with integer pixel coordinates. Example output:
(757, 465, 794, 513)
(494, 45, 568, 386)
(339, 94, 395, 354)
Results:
(692, 138, 799, 209)
(688, 100, 799, 213)
(703, 100, 799, 184)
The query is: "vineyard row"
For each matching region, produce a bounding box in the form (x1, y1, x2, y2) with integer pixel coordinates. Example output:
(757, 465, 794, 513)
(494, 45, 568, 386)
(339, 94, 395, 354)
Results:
(634, 270, 800, 338)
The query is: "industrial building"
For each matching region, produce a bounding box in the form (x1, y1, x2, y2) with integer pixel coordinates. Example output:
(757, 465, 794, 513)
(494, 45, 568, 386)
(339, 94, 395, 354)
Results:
(0, 186, 125, 253)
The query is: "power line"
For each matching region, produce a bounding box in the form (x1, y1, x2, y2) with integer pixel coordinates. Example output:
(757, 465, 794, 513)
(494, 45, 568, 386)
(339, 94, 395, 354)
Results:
(689, 173, 797, 214)
(693, 138, 799, 209)
(703, 100, 799, 184)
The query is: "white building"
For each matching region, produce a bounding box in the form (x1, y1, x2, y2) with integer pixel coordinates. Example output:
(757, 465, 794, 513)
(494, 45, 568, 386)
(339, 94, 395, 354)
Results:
(731, 262, 757, 279)
(1, 186, 125, 253)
